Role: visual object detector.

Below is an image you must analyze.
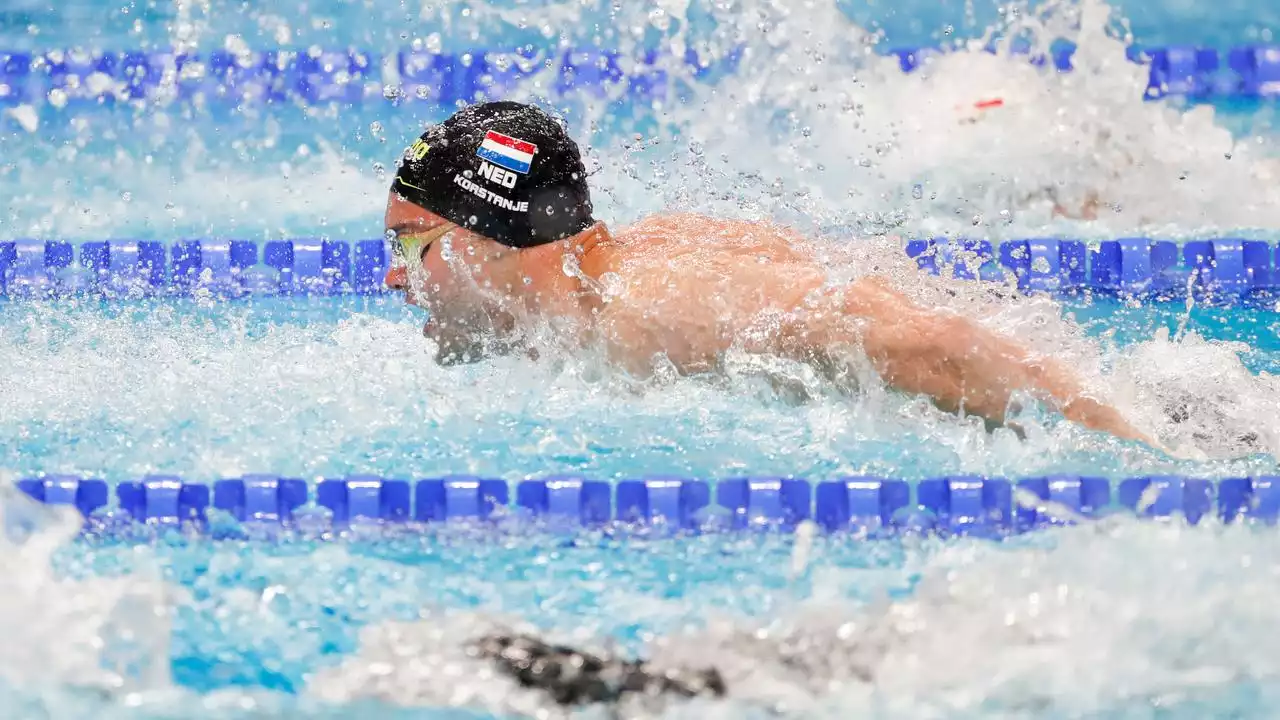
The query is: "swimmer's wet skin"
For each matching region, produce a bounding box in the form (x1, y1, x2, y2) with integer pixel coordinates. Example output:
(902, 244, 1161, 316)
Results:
(383, 100, 1155, 448)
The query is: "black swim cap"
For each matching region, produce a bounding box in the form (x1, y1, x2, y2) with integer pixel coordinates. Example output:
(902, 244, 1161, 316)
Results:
(392, 101, 596, 249)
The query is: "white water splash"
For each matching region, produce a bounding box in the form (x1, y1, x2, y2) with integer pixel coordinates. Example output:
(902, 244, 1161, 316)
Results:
(0, 296, 1275, 482)
(0, 481, 174, 698)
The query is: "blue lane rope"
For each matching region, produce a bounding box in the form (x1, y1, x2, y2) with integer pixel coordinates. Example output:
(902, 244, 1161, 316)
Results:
(1, 237, 1277, 305)
(13, 474, 1280, 538)
(1, 44, 1279, 109)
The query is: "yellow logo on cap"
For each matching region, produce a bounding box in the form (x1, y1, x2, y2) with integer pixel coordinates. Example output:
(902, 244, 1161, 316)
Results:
(408, 139, 430, 161)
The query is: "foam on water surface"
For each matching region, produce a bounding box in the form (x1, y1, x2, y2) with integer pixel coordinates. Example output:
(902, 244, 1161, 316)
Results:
(0, 293, 1276, 482)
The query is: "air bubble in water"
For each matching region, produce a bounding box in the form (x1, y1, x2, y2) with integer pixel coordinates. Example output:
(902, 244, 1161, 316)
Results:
(370, 121, 383, 136)
(382, 85, 402, 100)
(373, 162, 386, 180)
(912, 184, 924, 200)
(120, 191, 132, 202)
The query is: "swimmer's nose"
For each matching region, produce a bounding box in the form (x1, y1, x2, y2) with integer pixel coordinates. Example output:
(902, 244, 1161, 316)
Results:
(385, 265, 407, 290)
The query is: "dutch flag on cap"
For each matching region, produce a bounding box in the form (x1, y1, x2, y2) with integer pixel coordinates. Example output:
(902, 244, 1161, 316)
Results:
(476, 130, 538, 175)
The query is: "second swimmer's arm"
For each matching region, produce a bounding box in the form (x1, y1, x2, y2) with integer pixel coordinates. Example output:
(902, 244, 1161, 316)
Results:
(820, 278, 1156, 446)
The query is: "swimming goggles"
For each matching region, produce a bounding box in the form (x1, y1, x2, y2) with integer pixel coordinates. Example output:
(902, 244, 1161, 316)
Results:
(389, 222, 456, 267)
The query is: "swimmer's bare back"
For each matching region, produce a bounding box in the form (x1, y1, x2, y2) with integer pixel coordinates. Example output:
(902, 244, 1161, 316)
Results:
(577, 213, 1154, 446)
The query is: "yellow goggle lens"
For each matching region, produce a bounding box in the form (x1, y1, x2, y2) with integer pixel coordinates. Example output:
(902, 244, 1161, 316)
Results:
(391, 223, 454, 266)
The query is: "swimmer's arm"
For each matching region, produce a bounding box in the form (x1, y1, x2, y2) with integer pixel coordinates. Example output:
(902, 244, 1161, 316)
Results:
(820, 278, 1156, 446)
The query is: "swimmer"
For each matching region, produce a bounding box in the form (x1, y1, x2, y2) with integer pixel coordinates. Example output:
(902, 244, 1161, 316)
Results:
(384, 101, 1154, 446)
(955, 95, 1108, 220)
(466, 632, 727, 708)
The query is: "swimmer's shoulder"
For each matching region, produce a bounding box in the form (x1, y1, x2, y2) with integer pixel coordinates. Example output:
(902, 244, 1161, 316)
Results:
(583, 213, 819, 286)
(615, 212, 808, 247)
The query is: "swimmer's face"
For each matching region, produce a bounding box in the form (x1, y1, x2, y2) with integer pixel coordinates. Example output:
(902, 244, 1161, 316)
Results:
(383, 191, 518, 363)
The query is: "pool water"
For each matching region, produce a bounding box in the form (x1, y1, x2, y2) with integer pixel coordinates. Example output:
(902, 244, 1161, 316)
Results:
(1, 293, 1277, 484)
(8, 491, 1280, 719)
(0, 287, 1276, 717)
(6, 0, 1280, 243)
(5, 0, 1280, 716)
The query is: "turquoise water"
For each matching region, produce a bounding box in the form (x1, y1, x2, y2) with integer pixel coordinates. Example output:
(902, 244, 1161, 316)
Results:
(7, 0, 1280, 242)
(5, 0, 1280, 717)
(4, 0, 1280, 49)
(8, 503, 1280, 718)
